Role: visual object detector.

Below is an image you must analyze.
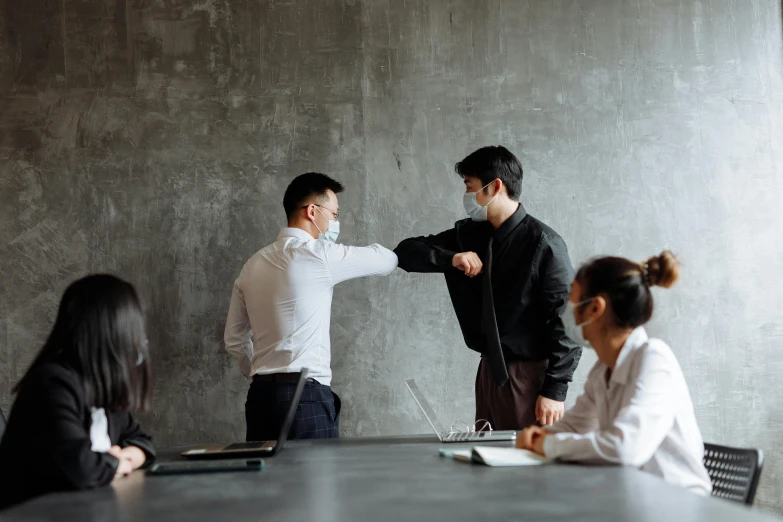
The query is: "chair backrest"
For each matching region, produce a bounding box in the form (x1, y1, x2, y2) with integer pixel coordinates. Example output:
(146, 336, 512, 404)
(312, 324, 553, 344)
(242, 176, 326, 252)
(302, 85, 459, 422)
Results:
(0, 407, 6, 441)
(703, 443, 763, 505)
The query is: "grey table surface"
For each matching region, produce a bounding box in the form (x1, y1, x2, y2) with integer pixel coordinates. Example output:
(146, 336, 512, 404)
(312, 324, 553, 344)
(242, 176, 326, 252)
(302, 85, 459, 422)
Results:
(2, 435, 779, 522)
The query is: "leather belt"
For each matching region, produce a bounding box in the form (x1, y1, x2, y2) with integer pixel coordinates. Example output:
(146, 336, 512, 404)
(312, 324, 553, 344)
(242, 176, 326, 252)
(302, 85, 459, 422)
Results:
(252, 373, 313, 383)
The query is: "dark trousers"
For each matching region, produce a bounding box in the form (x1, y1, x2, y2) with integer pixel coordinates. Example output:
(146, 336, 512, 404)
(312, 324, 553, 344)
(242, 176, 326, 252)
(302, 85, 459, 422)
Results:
(475, 357, 548, 431)
(245, 379, 341, 441)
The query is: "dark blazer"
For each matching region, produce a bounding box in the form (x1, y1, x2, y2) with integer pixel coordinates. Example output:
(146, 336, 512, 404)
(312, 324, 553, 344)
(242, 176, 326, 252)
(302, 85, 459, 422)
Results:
(0, 359, 156, 509)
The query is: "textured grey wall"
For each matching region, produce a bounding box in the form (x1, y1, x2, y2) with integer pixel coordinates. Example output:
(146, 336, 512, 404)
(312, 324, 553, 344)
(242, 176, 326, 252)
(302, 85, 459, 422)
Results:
(2, 0, 783, 515)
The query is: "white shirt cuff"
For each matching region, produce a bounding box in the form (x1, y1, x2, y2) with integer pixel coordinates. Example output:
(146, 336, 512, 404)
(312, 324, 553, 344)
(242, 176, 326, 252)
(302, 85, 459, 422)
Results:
(543, 434, 560, 459)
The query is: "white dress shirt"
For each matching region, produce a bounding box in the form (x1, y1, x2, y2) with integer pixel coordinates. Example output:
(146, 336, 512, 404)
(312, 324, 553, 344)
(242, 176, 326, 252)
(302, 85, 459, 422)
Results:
(224, 227, 398, 386)
(89, 408, 112, 453)
(544, 327, 712, 495)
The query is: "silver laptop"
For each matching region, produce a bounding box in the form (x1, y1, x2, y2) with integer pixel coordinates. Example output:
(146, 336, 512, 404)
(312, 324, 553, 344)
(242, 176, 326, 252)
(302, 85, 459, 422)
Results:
(181, 369, 309, 459)
(405, 379, 517, 443)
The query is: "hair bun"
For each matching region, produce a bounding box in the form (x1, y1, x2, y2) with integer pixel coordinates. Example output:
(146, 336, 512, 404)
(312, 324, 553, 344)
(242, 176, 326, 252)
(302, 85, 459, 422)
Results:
(644, 251, 680, 288)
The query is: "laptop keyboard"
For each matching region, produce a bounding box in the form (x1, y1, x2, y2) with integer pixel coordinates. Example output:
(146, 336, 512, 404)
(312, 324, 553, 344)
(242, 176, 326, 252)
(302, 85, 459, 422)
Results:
(444, 432, 485, 442)
(223, 442, 270, 451)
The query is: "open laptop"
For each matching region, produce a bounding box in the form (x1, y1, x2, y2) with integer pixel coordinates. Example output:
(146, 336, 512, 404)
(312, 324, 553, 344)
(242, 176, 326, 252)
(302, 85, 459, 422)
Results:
(405, 379, 517, 443)
(181, 369, 309, 459)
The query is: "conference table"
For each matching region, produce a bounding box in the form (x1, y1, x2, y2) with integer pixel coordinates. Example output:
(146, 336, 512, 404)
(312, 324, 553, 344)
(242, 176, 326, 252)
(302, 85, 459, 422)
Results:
(2, 436, 779, 521)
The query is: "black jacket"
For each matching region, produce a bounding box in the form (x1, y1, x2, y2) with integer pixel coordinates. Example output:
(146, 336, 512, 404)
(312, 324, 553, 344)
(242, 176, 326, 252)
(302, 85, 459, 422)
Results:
(0, 360, 156, 510)
(394, 205, 582, 401)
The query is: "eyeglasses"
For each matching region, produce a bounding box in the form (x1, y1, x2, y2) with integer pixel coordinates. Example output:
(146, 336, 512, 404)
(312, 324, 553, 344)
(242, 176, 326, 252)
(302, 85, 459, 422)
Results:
(137, 338, 149, 367)
(301, 204, 339, 220)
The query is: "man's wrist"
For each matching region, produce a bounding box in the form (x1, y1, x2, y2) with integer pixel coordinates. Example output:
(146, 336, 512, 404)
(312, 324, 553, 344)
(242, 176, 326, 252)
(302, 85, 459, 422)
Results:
(539, 379, 568, 402)
(438, 249, 458, 269)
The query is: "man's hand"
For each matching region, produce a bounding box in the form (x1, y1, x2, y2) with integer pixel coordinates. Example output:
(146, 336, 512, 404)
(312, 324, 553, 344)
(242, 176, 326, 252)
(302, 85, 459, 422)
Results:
(536, 396, 564, 426)
(516, 426, 552, 456)
(452, 252, 483, 277)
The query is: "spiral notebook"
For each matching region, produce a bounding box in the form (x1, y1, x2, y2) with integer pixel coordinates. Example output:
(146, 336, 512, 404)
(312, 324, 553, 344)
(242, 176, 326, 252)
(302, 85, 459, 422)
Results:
(439, 446, 551, 466)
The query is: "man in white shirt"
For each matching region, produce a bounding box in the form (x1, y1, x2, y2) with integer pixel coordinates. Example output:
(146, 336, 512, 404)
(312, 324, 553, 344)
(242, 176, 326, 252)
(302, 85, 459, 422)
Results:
(224, 172, 398, 440)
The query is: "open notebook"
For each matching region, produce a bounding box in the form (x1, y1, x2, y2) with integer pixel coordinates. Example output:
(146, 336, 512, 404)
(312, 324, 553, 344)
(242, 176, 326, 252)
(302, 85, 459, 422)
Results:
(439, 446, 551, 467)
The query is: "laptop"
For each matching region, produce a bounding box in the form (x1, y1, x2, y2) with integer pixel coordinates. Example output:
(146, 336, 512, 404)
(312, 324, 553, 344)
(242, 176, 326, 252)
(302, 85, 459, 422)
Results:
(181, 369, 309, 459)
(405, 379, 517, 443)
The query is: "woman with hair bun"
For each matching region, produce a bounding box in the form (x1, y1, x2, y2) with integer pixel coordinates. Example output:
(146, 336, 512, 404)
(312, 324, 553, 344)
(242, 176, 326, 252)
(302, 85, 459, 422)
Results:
(516, 251, 711, 495)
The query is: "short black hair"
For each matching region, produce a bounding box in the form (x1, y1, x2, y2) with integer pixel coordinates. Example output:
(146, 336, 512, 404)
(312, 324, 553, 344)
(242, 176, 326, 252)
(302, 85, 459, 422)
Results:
(455, 146, 524, 200)
(14, 274, 152, 412)
(283, 172, 344, 220)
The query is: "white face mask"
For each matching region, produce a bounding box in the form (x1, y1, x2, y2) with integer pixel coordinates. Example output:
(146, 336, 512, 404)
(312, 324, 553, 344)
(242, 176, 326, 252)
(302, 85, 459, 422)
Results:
(314, 207, 340, 243)
(560, 299, 595, 348)
(463, 181, 498, 222)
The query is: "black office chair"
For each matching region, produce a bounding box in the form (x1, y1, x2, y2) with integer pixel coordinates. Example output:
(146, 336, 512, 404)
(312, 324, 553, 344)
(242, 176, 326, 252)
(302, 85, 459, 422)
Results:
(703, 443, 763, 505)
(0, 406, 6, 440)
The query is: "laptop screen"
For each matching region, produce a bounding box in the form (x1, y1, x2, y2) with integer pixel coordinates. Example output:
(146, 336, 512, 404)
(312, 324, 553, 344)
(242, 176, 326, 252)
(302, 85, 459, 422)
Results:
(405, 379, 447, 437)
(275, 368, 310, 453)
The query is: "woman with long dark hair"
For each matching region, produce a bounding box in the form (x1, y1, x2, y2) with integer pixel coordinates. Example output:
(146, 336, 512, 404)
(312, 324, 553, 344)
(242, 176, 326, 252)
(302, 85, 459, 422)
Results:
(516, 251, 711, 495)
(0, 274, 156, 509)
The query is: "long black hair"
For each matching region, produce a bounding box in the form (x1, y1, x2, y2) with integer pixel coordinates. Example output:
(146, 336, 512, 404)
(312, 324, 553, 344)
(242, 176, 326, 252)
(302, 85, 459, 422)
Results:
(14, 274, 152, 411)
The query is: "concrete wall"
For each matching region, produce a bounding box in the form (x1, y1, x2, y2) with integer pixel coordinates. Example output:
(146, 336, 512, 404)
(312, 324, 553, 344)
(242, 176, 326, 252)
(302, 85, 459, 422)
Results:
(2, 0, 782, 514)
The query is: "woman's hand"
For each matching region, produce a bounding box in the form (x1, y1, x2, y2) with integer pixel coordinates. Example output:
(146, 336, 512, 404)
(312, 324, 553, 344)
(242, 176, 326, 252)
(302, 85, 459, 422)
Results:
(516, 426, 552, 456)
(108, 444, 146, 479)
(117, 446, 147, 470)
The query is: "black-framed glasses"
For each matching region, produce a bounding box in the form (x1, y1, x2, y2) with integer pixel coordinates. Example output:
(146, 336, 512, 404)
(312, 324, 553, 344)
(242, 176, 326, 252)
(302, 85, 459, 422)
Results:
(301, 204, 339, 220)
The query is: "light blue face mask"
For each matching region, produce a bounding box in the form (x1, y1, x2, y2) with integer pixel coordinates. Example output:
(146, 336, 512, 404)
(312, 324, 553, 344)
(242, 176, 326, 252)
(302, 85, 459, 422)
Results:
(315, 207, 340, 243)
(463, 180, 498, 221)
(560, 299, 595, 348)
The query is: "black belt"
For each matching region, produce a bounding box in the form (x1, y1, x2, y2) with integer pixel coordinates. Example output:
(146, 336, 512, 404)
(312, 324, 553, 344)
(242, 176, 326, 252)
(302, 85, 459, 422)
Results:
(252, 373, 314, 383)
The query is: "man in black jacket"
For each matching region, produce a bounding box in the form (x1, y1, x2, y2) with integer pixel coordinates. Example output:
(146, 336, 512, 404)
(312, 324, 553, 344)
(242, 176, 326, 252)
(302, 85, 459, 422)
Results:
(394, 146, 581, 430)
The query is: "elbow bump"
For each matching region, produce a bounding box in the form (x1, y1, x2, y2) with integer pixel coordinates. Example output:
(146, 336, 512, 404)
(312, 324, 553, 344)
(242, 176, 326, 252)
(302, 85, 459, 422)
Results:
(380, 251, 398, 274)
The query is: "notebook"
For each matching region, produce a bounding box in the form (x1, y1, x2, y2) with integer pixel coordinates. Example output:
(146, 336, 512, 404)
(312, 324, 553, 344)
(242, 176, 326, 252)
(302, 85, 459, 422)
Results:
(439, 446, 551, 466)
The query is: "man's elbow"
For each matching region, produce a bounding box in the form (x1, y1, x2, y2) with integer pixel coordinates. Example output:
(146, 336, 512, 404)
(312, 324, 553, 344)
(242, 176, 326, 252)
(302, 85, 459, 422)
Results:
(368, 245, 398, 275)
(382, 251, 399, 275)
(223, 341, 242, 358)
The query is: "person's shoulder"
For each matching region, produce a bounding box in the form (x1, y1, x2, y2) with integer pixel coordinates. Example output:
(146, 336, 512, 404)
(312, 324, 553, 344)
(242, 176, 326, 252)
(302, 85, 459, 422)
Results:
(313, 238, 342, 252)
(253, 237, 289, 258)
(453, 218, 490, 237)
(525, 213, 564, 242)
(23, 360, 80, 386)
(641, 336, 676, 356)
(636, 337, 681, 373)
(16, 360, 84, 404)
(235, 240, 279, 272)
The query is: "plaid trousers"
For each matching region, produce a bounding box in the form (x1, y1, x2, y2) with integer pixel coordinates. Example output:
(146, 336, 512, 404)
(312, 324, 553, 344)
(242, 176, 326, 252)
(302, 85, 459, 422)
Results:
(245, 379, 341, 441)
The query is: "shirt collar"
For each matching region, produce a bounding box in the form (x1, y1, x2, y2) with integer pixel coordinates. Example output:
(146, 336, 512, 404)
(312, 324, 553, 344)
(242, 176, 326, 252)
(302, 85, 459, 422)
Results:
(494, 203, 528, 243)
(277, 227, 315, 242)
(610, 327, 649, 385)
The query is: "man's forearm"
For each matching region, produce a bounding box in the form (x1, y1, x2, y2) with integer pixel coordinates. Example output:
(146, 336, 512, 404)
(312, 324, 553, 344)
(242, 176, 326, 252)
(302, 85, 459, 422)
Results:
(394, 237, 455, 273)
(541, 341, 582, 401)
